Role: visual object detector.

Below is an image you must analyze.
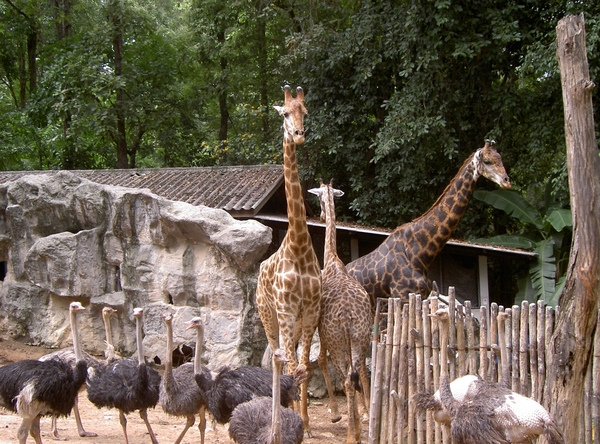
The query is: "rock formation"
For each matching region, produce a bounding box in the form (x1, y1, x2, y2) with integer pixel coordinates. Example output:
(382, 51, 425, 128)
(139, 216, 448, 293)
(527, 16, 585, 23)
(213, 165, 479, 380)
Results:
(0, 171, 272, 368)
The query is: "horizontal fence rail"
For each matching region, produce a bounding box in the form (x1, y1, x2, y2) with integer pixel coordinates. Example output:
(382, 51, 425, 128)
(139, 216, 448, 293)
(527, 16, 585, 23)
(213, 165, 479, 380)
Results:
(367, 287, 599, 444)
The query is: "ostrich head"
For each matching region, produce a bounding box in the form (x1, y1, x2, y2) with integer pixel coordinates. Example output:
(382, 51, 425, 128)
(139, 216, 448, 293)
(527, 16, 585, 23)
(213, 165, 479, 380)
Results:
(70, 301, 85, 313)
(428, 307, 449, 323)
(162, 312, 173, 324)
(133, 307, 143, 319)
(102, 307, 117, 317)
(187, 316, 204, 333)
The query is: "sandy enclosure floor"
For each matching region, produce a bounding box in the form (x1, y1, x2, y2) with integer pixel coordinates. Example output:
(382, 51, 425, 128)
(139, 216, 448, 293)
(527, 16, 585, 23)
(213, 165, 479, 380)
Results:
(0, 338, 366, 444)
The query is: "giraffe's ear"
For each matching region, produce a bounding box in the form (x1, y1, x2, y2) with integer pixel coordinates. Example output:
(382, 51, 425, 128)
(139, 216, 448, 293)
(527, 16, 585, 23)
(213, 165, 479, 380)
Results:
(307, 187, 321, 197)
(333, 189, 345, 198)
(273, 105, 285, 116)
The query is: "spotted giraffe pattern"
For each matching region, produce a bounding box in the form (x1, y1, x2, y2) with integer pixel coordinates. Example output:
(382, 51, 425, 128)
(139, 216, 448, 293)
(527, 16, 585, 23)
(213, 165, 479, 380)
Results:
(347, 140, 511, 307)
(256, 85, 322, 437)
(308, 181, 372, 444)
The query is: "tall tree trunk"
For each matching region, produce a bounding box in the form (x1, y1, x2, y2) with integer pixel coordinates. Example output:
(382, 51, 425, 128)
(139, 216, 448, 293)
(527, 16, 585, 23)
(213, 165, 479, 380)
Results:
(217, 30, 229, 144)
(52, 0, 74, 169)
(18, 45, 27, 109)
(257, 13, 269, 141)
(110, 0, 129, 169)
(26, 30, 36, 94)
(547, 13, 600, 442)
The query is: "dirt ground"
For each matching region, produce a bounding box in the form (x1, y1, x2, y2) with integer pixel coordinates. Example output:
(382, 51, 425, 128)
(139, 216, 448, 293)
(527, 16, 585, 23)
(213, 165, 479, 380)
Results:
(0, 338, 364, 444)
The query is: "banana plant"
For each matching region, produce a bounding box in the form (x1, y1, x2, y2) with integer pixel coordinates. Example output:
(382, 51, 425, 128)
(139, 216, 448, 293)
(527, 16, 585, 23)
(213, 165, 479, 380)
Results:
(473, 189, 572, 306)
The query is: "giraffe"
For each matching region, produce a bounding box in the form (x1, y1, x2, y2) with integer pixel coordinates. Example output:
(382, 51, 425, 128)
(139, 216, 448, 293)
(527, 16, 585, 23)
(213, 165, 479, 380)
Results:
(308, 180, 372, 444)
(347, 140, 511, 307)
(255, 85, 322, 437)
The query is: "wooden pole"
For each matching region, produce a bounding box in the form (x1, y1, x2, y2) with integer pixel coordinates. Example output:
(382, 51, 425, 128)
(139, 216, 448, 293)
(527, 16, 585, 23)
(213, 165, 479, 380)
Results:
(550, 14, 600, 441)
(519, 301, 529, 396)
(465, 301, 477, 376)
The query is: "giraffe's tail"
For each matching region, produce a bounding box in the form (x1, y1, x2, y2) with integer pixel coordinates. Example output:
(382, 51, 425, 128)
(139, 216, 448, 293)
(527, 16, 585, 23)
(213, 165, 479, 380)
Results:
(344, 315, 362, 393)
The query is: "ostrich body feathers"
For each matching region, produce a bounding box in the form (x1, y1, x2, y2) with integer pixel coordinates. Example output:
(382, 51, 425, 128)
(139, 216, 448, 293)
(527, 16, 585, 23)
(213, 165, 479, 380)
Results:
(229, 396, 304, 444)
(195, 365, 299, 424)
(0, 358, 87, 417)
(160, 361, 205, 417)
(87, 359, 160, 414)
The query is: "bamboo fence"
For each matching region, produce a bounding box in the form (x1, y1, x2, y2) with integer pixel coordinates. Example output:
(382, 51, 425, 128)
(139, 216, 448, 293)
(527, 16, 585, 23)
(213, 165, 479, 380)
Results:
(367, 287, 600, 444)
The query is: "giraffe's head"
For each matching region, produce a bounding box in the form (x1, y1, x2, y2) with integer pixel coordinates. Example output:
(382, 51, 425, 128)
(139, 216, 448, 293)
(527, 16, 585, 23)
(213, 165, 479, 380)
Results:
(474, 140, 511, 189)
(274, 85, 308, 145)
(308, 179, 344, 223)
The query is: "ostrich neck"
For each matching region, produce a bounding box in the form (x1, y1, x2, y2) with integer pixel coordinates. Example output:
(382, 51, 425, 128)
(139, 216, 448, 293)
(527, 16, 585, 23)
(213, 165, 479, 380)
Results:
(103, 313, 114, 348)
(164, 321, 174, 384)
(282, 138, 311, 244)
(70, 308, 83, 361)
(136, 316, 144, 364)
(408, 154, 478, 265)
(193, 326, 203, 375)
(270, 360, 283, 444)
(323, 191, 337, 268)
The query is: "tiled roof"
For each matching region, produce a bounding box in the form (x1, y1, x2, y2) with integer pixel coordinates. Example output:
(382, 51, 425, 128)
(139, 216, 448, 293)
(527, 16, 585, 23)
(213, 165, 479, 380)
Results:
(0, 165, 284, 217)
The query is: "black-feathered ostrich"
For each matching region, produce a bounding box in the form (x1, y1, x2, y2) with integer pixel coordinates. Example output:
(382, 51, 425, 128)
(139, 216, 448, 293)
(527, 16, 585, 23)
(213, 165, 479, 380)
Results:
(191, 317, 306, 425)
(0, 301, 88, 444)
(87, 307, 161, 444)
(39, 306, 118, 439)
(229, 348, 304, 444)
(417, 308, 564, 444)
(159, 312, 207, 444)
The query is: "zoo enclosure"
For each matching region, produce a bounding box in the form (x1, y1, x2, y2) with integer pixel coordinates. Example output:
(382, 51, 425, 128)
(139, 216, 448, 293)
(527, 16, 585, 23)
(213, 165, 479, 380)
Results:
(368, 287, 599, 444)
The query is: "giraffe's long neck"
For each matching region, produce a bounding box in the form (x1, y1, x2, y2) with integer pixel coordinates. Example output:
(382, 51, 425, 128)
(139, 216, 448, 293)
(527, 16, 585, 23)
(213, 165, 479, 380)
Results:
(282, 138, 311, 245)
(322, 188, 338, 268)
(409, 152, 480, 266)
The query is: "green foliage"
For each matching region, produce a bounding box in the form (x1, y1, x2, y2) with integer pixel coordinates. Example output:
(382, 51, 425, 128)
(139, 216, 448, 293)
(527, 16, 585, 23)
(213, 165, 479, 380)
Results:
(473, 189, 572, 305)
(0, 0, 598, 250)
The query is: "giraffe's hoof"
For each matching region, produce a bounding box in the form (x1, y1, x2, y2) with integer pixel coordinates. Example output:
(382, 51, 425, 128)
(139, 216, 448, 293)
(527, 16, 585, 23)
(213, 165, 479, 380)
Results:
(331, 415, 342, 423)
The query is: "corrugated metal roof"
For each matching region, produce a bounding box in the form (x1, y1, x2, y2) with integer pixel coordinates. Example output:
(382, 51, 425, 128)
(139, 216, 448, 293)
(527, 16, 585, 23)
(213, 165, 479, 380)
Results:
(0, 165, 284, 217)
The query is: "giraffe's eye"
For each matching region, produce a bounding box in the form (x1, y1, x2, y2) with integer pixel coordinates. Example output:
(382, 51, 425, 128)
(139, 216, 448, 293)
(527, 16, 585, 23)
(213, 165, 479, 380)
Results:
(283, 112, 289, 118)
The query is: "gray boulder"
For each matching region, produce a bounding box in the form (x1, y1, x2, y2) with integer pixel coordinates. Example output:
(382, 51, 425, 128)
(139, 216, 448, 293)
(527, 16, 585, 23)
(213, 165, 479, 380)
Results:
(0, 171, 272, 368)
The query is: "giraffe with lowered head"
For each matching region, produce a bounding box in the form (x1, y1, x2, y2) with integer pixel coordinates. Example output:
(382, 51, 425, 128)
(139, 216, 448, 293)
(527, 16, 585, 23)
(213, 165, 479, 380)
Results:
(256, 85, 322, 437)
(347, 140, 511, 307)
(308, 180, 372, 444)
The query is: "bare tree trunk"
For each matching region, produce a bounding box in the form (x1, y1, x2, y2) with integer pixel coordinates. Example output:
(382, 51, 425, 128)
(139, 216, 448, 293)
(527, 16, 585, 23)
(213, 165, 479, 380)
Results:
(110, 0, 129, 169)
(547, 13, 600, 442)
(217, 29, 229, 146)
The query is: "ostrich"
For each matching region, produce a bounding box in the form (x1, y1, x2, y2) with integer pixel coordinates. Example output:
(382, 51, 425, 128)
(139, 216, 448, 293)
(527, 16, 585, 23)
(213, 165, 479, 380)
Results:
(159, 312, 207, 444)
(191, 317, 306, 425)
(87, 307, 161, 444)
(39, 305, 119, 439)
(418, 308, 564, 444)
(0, 301, 88, 444)
(229, 348, 304, 444)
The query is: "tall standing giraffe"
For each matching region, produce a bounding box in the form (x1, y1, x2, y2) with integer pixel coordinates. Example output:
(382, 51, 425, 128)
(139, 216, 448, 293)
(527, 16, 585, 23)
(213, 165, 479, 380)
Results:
(308, 180, 372, 444)
(256, 85, 322, 437)
(347, 140, 511, 307)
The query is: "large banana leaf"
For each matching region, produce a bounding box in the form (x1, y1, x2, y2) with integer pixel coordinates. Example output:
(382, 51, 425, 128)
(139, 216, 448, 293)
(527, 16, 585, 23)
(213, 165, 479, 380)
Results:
(472, 234, 537, 250)
(473, 189, 544, 230)
(530, 238, 556, 302)
(546, 208, 573, 232)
